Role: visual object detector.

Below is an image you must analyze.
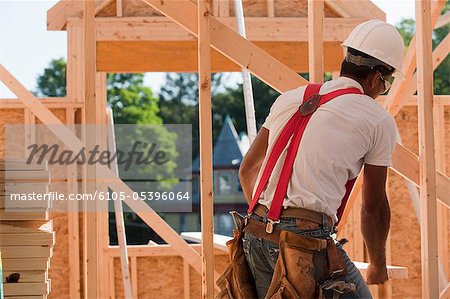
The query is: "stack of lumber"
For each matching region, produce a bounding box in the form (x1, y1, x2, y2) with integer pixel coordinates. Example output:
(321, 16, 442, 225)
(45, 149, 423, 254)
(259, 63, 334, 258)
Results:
(0, 160, 53, 299)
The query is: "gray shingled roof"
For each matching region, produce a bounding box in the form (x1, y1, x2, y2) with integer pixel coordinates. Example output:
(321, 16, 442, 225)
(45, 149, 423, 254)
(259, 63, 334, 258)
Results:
(192, 115, 249, 172)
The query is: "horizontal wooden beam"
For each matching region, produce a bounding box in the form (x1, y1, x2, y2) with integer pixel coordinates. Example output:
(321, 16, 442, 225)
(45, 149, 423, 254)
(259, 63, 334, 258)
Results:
(0, 98, 82, 109)
(391, 144, 449, 209)
(97, 40, 343, 73)
(65, 17, 366, 42)
(377, 95, 450, 106)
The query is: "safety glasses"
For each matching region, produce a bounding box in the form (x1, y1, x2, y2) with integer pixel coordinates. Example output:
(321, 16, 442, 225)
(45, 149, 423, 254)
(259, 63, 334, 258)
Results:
(379, 73, 392, 94)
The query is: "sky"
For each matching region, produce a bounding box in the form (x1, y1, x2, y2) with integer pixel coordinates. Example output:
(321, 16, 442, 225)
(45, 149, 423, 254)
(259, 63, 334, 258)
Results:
(0, 0, 416, 98)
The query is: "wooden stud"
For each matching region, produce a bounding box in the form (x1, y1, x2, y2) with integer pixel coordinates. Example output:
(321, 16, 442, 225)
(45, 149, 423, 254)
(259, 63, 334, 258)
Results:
(266, 0, 274, 17)
(116, 0, 123, 17)
(66, 107, 81, 299)
(109, 257, 116, 299)
(131, 257, 138, 299)
(198, 0, 215, 297)
(219, 0, 229, 17)
(435, 103, 448, 280)
(83, 1, 99, 298)
(416, 1, 439, 297)
(107, 108, 133, 299)
(308, 0, 324, 83)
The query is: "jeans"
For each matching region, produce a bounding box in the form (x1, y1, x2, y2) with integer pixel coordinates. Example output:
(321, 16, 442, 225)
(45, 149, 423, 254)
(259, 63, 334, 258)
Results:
(243, 214, 372, 299)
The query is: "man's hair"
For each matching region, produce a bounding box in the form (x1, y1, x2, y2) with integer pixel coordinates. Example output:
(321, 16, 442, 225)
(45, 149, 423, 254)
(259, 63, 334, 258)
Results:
(340, 48, 394, 80)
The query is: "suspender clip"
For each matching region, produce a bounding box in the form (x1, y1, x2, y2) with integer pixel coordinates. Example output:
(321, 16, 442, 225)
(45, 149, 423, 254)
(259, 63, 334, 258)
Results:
(265, 219, 280, 234)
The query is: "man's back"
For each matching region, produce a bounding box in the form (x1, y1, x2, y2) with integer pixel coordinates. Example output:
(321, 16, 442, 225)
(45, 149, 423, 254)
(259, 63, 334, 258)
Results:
(255, 76, 397, 223)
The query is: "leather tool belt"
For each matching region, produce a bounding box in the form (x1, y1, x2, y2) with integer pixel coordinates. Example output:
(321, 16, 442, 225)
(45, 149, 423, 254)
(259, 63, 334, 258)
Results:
(253, 203, 333, 232)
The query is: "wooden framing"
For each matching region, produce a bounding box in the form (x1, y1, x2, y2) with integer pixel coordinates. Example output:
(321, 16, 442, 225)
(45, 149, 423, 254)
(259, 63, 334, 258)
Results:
(198, 0, 215, 297)
(308, 0, 324, 83)
(416, 1, 439, 297)
(83, 1, 100, 298)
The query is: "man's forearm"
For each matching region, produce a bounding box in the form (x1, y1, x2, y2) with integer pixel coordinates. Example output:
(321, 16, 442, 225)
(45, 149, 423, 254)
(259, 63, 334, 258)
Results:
(361, 195, 390, 266)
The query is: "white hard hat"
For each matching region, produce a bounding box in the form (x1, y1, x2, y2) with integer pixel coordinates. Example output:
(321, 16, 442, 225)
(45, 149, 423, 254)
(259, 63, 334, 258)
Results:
(343, 19, 405, 78)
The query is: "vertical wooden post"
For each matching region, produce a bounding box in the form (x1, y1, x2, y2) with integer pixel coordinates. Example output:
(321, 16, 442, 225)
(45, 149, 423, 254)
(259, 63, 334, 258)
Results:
(83, 1, 99, 298)
(415, 1, 439, 297)
(435, 103, 448, 280)
(198, 0, 215, 298)
(107, 108, 133, 299)
(66, 107, 81, 299)
(131, 257, 138, 299)
(219, 0, 229, 17)
(267, 0, 275, 17)
(308, 0, 324, 83)
(116, 0, 123, 17)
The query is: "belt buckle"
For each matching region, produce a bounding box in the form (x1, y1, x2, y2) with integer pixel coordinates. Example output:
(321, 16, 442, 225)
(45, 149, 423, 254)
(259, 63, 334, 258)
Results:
(265, 218, 280, 234)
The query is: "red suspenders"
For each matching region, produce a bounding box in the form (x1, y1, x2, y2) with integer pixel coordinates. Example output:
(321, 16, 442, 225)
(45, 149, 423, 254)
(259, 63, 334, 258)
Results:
(247, 84, 363, 225)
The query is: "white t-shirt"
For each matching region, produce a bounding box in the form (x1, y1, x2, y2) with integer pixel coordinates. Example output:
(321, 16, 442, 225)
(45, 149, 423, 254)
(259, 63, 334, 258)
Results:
(255, 77, 397, 223)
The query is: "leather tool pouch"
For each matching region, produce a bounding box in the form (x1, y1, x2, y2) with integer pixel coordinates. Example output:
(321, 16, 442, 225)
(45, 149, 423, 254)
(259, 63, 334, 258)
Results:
(215, 212, 258, 299)
(265, 231, 351, 299)
(265, 230, 329, 299)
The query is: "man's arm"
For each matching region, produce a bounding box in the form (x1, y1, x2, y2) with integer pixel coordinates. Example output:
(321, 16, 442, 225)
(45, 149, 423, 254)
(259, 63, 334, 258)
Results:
(239, 127, 269, 204)
(361, 164, 390, 285)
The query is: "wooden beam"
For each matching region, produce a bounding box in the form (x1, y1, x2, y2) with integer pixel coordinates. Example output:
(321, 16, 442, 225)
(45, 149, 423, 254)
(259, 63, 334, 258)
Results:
(107, 244, 227, 258)
(88, 17, 363, 42)
(436, 11, 450, 29)
(441, 283, 450, 299)
(116, 0, 123, 16)
(218, 0, 229, 17)
(308, 0, 324, 83)
(83, 1, 99, 298)
(416, 1, 439, 297)
(47, 0, 113, 30)
(107, 108, 133, 299)
(324, 0, 385, 20)
(198, 0, 215, 297)
(435, 104, 448, 280)
(131, 257, 138, 299)
(66, 107, 81, 299)
(267, 0, 275, 17)
(97, 40, 343, 73)
(140, 0, 307, 93)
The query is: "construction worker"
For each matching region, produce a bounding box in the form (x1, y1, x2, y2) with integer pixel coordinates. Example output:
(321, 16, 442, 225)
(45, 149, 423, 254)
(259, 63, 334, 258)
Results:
(238, 20, 405, 298)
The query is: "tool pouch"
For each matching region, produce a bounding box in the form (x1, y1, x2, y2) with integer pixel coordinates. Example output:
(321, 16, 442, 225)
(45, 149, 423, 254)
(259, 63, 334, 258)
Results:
(265, 230, 329, 299)
(215, 213, 258, 299)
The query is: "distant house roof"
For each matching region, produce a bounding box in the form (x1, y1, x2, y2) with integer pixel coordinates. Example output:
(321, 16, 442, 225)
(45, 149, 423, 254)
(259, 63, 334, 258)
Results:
(192, 115, 249, 172)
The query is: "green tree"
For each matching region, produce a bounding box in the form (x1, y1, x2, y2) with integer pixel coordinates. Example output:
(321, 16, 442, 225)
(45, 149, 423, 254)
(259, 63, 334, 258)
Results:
(35, 58, 66, 97)
(107, 73, 162, 124)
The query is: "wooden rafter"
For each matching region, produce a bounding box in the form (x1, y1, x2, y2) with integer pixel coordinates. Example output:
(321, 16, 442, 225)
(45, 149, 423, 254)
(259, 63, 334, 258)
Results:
(308, 0, 324, 83)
